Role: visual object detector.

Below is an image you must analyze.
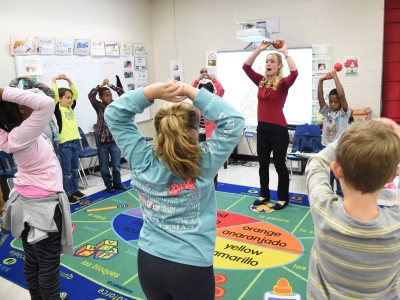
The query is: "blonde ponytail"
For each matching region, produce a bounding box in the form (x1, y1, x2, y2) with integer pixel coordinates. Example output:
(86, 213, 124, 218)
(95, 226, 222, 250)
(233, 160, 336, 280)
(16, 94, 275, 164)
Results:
(154, 102, 203, 180)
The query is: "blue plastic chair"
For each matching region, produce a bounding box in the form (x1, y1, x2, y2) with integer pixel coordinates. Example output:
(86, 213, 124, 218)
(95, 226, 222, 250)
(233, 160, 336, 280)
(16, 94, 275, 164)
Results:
(0, 151, 17, 178)
(0, 151, 17, 199)
(78, 127, 98, 188)
(286, 124, 323, 176)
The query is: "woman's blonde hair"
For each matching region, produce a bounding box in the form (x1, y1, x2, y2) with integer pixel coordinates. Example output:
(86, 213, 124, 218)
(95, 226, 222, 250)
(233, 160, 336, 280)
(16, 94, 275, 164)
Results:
(337, 121, 400, 193)
(153, 102, 203, 180)
(259, 53, 284, 90)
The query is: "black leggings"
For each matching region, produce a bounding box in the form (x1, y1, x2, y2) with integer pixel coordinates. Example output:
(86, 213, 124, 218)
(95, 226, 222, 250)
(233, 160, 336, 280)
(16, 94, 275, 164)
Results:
(257, 130, 290, 201)
(138, 249, 215, 300)
(21, 206, 62, 300)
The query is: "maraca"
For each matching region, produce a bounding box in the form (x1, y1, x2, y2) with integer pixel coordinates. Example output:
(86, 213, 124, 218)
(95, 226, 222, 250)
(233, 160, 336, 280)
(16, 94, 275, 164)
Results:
(327, 63, 343, 79)
(272, 40, 284, 49)
(334, 63, 343, 72)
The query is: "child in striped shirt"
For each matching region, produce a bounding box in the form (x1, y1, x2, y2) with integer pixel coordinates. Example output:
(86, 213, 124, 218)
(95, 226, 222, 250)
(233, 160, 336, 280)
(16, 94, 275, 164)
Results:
(306, 119, 400, 299)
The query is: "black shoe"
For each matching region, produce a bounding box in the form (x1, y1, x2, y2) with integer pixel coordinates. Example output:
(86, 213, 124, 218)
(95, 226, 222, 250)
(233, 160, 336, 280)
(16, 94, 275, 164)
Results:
(68, 195, 79, 205)
(73, 190, 86, 199)
(272, 201, 289, 210)
(114, 184, 127, 190)
(106, 185, 115, 193)
(253, 198, 270, 206)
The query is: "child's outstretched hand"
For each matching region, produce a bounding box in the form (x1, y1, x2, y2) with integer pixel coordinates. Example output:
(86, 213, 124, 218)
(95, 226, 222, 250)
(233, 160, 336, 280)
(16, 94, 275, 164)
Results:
(102, 79, 110, 87)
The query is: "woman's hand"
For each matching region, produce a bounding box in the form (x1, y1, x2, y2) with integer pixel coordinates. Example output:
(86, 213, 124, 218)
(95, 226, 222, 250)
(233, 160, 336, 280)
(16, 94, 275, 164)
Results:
(257, 40, 271, 52)
(275, 40, 287, 53)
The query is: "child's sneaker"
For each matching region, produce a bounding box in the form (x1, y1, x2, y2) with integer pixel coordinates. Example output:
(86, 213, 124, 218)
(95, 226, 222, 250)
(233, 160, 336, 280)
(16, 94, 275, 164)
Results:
(106, 185, 115, 193)
(114, 184, 127, 190)
(68, 195, 79, 205)
(60, 292, 68, 300)
(73, 190, 86, 199)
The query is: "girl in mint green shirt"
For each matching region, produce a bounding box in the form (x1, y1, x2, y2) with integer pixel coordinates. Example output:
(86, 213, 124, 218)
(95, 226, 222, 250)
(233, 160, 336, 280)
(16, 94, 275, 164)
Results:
(105, 80, 244, 300)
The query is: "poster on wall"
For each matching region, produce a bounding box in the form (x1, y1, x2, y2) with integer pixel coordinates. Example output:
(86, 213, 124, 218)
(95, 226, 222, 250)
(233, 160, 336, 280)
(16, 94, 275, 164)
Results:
(15, 57, 43, 76)
(34, 37, 55, 55)
(120, 42, 133, 57)
(105, 41, 120, 56)
(74, 39, 91, 56)
(136, 71, 148, 82)
(10, 36, 34, 55)
(90, 41, 105, 56)
(169, 59, 184, 82)
(104, 41, 119, 56)
(134, 56, 147, 70)
(311, 44, 333, 124)
(55, 38, 74, 55)
(344, 56, 359, 77)
(206, 50, 218, 77)
(133, 43, 145, 55)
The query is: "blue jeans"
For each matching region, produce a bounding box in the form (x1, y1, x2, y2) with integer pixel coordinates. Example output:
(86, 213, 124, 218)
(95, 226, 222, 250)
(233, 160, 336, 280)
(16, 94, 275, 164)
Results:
(59, 140, 79, 197)
(330, 170, 343, 197)
(98, 142, 122, 187)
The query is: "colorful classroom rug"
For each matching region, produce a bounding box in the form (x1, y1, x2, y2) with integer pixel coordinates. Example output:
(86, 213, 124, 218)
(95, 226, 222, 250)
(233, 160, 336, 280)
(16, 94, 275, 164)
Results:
(0, 182, 313, 300)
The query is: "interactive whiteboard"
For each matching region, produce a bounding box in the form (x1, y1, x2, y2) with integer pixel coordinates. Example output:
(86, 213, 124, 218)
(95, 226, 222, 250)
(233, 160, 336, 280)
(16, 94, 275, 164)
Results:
(217, 48, 312, 128)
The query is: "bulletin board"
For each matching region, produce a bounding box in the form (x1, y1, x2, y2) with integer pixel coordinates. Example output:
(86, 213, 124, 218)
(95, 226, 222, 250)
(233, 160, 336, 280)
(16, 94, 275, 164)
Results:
(14, 55, 151, 133)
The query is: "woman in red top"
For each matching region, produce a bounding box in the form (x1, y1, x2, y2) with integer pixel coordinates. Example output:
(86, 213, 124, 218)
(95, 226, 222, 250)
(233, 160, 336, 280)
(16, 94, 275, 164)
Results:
(243, 40, 298, 210)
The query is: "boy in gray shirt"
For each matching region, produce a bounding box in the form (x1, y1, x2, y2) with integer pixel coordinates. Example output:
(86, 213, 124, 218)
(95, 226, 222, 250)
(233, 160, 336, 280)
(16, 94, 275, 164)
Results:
(306, 119, 400, 299)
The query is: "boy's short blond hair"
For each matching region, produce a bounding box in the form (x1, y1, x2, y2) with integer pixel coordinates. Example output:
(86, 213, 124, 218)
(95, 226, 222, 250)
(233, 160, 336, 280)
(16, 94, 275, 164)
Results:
(336, 120, 400, 193)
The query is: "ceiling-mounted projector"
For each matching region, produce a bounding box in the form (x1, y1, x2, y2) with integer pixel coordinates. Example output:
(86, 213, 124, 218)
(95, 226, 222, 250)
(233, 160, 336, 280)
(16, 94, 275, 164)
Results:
(236, 20, 273, 43)
(236, 27, 270, 43)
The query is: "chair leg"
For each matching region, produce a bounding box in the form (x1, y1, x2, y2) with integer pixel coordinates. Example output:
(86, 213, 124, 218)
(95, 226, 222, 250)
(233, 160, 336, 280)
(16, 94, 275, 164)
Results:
(88, 157, 98, 175)
(78, 158, 88, 189)
(288, 159, 293, 180)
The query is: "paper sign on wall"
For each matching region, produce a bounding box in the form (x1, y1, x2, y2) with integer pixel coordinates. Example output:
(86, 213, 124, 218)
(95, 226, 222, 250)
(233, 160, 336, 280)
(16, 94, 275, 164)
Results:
(55, 39, 74, 55)
(74, 39, 91, 56)
(91, 41, 105, 56)
(34, 37, 55, 55)
(105, 41, 120, 56)
(120, 42, 133, 57)
(10, 36, 34, 55)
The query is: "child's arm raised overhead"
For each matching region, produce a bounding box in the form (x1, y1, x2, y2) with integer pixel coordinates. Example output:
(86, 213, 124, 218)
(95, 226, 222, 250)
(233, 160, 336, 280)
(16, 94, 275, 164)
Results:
(330, 70, 348, 112)
(63, 74, 78, 102)
(105, 78, 125, 96)
(0, 87, 55, 150)
(318, 74, 329, 109)
(51, 74, 62, 103)
(88, 80, 106, 111)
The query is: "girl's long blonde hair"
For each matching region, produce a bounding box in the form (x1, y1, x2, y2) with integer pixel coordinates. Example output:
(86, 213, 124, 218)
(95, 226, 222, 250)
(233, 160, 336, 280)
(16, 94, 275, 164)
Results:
(258, 53, 284, 90)
(153, 102, 203, 180)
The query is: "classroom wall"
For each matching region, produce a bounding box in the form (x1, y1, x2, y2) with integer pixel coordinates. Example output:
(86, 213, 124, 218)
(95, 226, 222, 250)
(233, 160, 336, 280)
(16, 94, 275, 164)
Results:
(0, 0, 157, 140)
(0, 0, 386, 159)
(152, 0, 385, 156)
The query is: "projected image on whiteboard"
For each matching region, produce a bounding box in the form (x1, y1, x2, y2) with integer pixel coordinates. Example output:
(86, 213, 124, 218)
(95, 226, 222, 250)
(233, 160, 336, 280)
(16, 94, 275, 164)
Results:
(217, 48, 312, 127)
